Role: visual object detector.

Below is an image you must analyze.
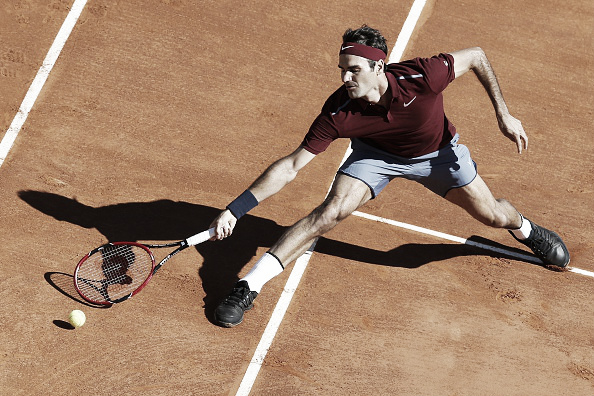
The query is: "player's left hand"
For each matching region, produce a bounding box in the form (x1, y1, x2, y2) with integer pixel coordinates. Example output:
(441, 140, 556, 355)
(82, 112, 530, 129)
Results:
(497, 112, 528, 154)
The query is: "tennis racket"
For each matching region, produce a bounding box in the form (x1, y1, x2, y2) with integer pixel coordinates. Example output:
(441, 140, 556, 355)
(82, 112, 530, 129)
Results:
(73, 228, 215, 305)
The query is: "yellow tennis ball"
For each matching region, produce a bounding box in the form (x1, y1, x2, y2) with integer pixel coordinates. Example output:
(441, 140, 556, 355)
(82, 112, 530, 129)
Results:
(68, 309, 86, 328)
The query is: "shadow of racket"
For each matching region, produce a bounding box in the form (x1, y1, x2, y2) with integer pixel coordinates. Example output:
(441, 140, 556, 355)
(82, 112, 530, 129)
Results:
(44, 272, 110, 309)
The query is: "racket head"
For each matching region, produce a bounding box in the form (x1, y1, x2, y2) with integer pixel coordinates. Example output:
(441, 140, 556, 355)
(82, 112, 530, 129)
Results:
(74, 242, 156, 305)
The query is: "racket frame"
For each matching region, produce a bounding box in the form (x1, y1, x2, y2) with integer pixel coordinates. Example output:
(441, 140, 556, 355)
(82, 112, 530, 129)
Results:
(73, 228, 214, 305)
(74, 241, 157, 305)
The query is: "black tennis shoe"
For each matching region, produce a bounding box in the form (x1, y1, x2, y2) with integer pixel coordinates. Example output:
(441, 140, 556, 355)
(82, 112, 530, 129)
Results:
(509, 219, 570, 268)
(214, 280, 258, 327)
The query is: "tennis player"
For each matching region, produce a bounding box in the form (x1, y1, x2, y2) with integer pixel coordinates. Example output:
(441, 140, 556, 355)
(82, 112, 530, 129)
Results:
(209, 25, 570, 327)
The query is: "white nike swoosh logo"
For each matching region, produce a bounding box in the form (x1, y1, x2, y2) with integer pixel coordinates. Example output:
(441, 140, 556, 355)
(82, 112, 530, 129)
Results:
(403, 96, 417, 107)
(341, 45, 354, 51)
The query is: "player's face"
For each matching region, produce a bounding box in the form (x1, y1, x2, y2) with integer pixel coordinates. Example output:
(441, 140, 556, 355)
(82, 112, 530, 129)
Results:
(339, 54, 382, 101)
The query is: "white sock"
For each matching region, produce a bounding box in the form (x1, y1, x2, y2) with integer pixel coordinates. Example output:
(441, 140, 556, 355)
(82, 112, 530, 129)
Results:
(241, 252, 284, 293)
(510, 215, 532, 240)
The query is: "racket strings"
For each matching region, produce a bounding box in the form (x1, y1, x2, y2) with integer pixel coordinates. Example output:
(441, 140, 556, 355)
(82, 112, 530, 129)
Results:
(76, 244, 154, 303)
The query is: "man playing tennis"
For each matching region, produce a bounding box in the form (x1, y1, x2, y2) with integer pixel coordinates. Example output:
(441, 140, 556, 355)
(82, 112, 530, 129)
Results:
(209, 26, 570, 327)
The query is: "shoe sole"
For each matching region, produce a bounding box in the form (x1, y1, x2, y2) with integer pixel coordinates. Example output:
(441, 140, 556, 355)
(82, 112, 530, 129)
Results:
(214, 303, 253, 328)
(216, 317, 243, 328)
(545, 257, 571, 272)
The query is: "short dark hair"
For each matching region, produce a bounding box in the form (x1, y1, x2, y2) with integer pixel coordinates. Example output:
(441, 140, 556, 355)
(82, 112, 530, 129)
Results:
(342, 25, 388, 69)
(342, 25, 388, 55)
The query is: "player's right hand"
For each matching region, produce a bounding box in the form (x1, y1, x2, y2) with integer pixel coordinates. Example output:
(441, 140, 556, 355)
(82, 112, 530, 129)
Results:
(209, 209, 237, 240)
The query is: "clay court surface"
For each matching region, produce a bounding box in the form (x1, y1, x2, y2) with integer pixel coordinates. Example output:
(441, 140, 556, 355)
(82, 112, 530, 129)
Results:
(1, 0, 593, 395)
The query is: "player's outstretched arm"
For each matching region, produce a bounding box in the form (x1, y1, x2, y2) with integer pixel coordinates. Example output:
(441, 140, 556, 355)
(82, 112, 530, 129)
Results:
(210, 147, 316, 240)
(449, 47, 528, 154)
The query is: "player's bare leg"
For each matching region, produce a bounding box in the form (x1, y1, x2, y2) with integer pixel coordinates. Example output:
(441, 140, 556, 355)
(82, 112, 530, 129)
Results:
(214, 173, 372, 327)
(445, 174, 522, 228)
(445, 174, 569, 267)
(270, 173, 373, 265)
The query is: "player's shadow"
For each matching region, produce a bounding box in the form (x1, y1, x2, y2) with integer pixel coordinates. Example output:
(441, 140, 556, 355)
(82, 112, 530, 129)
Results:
(20, 190, 540, 324)
(315, 236, 541, 268)
(20, 190, 286, 320)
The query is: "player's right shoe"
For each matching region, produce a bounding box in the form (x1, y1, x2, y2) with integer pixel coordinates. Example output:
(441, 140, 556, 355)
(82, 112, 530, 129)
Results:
(214, 280, 258, 327)
(509, 219, 570, 268)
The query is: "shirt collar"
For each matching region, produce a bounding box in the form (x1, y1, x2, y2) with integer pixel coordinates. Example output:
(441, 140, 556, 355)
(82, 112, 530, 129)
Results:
(386, 72, 401, 102)
(356, 73, 400, 112)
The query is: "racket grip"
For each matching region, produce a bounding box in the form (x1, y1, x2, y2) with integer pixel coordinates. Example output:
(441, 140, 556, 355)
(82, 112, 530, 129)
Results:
(186, 228, 216, 246)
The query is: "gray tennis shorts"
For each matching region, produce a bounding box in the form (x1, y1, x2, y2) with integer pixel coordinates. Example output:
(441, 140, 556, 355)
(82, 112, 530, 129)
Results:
(338, 134, 477, 198)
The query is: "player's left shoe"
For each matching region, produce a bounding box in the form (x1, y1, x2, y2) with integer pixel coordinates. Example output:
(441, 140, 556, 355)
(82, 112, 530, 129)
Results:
(509, 219, 570, 268)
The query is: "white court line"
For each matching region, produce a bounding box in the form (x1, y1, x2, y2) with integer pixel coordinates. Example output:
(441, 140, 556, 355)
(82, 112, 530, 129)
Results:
(569, 267, 594, 277)
(353, 210, 594, 278)
(234, 1, 430, 395)
(234, 244, 316, 396)
(0, 0, 88, 169)
(388, 0, 427, 64)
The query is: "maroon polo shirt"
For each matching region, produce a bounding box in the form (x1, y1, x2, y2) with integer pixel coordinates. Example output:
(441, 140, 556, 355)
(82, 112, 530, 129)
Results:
(301, 53, 457, 158)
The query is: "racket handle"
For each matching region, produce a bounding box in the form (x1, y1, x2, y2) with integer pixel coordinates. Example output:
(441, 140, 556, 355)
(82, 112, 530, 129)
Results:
(186, 227, 216, 246)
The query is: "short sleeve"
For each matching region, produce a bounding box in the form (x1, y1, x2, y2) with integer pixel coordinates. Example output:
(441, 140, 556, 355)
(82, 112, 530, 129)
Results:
(417, 53, 455, 94)
(300, 113, 338, 155)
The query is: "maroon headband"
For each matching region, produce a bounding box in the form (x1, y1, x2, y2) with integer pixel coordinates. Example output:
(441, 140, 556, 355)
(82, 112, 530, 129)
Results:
(339, 42, 386, 61)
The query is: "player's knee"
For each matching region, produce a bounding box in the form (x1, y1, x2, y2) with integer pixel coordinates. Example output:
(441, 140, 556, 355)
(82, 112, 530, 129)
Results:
(311, 200, 350, 234)
(478, 207, 510, 228)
